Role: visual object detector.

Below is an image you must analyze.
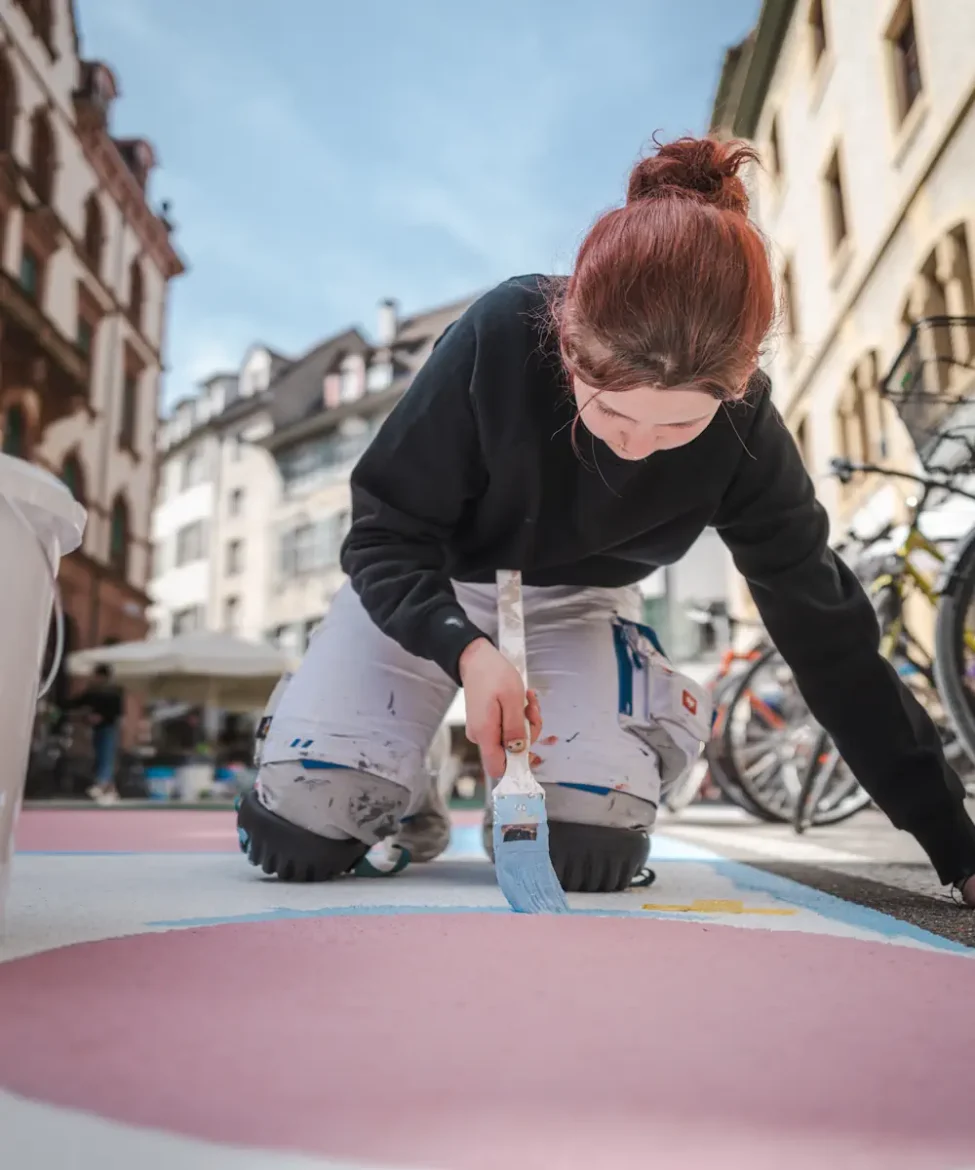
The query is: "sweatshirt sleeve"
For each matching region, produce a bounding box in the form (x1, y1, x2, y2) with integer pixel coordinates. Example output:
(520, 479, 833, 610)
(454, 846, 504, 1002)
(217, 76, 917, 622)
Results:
(340, 306, 490, 683)
(713, 383, 975, 886)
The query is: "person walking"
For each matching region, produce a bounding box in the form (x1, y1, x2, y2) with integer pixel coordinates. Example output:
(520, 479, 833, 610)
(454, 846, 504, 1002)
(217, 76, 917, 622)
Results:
(69, 664, 124, 805)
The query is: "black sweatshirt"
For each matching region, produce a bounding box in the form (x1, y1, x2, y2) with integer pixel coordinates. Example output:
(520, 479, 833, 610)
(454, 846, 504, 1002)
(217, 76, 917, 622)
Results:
(342, 275, 975, 885)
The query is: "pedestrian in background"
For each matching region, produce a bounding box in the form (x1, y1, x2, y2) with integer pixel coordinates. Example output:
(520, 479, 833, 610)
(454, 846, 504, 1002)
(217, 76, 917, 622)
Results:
(69, 664, 124, 805)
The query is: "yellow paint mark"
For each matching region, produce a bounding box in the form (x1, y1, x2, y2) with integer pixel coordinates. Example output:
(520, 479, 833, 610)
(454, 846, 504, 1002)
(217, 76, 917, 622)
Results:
(641, 899, 797, 917)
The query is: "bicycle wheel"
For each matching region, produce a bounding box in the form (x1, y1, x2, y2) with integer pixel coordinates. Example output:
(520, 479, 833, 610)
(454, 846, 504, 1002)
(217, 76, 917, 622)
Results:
(934, 525, 975, 767)
(719, 646, 810, 823)
(792, 734, 872, 832)
(702, 656, 784, 821)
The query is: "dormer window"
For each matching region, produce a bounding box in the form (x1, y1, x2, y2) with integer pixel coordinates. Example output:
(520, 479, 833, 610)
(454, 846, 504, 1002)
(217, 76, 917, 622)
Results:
(366, 360, 393, 393)
(339, 353, 364, 403)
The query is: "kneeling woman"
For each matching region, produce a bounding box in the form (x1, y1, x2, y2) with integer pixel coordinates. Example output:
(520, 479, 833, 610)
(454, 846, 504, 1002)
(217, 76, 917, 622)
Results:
(238, 135, 975, 903)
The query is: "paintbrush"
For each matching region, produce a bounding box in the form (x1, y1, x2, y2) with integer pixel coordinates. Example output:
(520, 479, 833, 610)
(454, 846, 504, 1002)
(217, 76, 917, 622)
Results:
(492, 569, 570, 914)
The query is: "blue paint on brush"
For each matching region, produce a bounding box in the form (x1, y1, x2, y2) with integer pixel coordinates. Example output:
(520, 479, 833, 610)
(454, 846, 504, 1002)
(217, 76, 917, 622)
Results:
(492, 792, 569, 914)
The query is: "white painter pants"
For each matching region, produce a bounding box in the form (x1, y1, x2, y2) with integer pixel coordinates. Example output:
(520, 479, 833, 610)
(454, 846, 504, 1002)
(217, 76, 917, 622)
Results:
(257, 580, 711, 841)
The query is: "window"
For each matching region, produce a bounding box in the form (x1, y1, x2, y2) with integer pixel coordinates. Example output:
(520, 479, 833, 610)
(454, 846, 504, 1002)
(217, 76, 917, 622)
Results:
(367, 360, 393, 393)
(279, 422, 377, 493)
(128, 259, 143, 330)
(279, 512, 349, 579)
(226, 539, 244, 576)
(781, 259, 799, 339)
(20, 247, 40, 298)
(173, 606, 203, 636)
(0, 53, 17, 153)
(83, 194, 103, 274)
(339, 355, 363, 403)
(181, 446, 206, 490)
(2, 405, 25, 457)
(808, 0, 827, 66)
(28, 108, 55, 204)
(228, 433, 243, 462)
(768, 115, 782, 180)
(824, 149, 848, 253)
(119, 372, 137, 449)
(888, 2, 923, 122)
(175, 521, 206, 566)
(223, 596, 240, 633)
(61, 453, 85, 503)
(229, 487, 244, 516)
(77, 316, 93, 357)
(837, 383, 873, 470)
(150, 540, 165, 579)
(109, 496, 129, 576)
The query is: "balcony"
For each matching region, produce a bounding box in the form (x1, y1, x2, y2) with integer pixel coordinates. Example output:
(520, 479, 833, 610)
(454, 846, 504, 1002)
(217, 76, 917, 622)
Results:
(0, 268, 91, 426)
(881, 315, 975, 470)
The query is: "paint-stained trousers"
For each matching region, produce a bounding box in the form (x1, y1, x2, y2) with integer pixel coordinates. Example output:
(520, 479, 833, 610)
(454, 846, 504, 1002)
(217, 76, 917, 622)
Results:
(256, 580, 711, 845)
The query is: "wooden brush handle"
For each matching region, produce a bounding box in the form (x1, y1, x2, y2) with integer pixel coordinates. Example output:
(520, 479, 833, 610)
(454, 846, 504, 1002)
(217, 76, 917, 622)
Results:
(496, 569, 528, 690)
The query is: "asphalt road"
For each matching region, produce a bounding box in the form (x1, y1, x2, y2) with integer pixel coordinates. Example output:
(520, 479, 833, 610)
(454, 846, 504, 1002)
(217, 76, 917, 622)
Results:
(659, 802, 975, 948)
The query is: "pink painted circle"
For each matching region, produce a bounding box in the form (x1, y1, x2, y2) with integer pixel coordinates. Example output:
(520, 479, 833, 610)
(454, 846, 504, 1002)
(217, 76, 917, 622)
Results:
(1, 914, 974, 1169)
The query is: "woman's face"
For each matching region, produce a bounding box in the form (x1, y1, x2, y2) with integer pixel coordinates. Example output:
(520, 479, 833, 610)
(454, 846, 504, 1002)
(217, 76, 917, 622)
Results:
(573, 377, 721, 461)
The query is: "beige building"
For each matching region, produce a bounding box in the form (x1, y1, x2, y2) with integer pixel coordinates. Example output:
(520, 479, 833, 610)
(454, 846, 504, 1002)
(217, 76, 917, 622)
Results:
(0, 0, 184, 662)
(263, 296, 474, 654)
(713, 0, 975, 609)
(149, 345, 288, 641)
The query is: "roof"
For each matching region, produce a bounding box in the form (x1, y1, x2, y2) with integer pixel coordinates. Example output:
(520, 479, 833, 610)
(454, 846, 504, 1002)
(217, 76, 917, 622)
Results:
(709, 37, 754, 134)
(709, 0, 797, 138)
(265, 327, 372, 434)
(264, 293, 477, 454)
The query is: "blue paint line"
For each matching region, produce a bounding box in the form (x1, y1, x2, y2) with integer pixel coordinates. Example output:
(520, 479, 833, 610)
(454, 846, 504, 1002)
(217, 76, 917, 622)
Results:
(20, 832, 971, 955)
(653, 834, 972, 956)
(142, 898, 973, 955)
(146, 904, 753, 929)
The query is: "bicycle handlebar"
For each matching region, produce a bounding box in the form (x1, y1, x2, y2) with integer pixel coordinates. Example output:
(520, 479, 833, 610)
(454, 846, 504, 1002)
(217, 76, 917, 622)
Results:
(827, 456, 975, 503)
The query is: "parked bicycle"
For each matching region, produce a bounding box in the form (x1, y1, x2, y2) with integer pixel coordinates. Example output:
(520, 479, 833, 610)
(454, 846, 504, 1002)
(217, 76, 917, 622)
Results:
(793, 447, 975, 830)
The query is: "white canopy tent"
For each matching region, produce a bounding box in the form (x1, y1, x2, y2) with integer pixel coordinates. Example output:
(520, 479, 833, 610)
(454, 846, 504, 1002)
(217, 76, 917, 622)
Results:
(67, 632, 299, 713)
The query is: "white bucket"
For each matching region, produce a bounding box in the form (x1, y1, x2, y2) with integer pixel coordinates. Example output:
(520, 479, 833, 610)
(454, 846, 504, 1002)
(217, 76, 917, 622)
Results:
(0, 455, 86, 932)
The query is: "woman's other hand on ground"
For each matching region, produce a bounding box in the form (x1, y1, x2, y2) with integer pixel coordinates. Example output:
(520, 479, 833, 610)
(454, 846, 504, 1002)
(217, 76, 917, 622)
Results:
(458, 638, 542, 779)
(960, 874, 975, 907)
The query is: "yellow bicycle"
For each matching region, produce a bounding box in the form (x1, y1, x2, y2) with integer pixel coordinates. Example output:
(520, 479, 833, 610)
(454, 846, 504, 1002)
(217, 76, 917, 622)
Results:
(793, 454, 975, 831)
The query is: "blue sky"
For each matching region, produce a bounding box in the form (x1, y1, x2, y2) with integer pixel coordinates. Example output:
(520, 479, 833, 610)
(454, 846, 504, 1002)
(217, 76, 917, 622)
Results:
(77, 0, 760, 408)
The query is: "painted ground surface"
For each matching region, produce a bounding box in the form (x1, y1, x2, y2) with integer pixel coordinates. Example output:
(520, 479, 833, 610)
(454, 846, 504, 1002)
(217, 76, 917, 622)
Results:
(2, 808, 975, 1170)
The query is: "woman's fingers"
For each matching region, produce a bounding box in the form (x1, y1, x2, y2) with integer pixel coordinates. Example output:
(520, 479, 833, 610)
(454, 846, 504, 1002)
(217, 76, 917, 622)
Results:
(500, 686, 528, 754)
(466, 682, 542, 782)
(472, 698, 507, 780)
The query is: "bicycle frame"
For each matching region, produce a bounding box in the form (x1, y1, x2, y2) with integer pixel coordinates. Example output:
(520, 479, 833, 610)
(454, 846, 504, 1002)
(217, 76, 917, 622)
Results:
(866, 487, 975, 661)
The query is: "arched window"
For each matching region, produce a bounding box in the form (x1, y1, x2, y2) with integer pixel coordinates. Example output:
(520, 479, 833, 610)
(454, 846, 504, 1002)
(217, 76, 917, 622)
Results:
(83, 194, 103, 274)
(0, 53, 17, 152)
(29, 107, 55, 204)
(128, 259, 143, 330)
(109, 495, 129, 576)
(61, 452, 86, 504)
(2, 404, 25, 457)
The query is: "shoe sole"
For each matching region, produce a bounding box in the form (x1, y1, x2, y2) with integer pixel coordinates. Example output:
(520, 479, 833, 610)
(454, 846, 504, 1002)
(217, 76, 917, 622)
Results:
(236, 790, 368, 882)
(483, 817, 650, 893)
